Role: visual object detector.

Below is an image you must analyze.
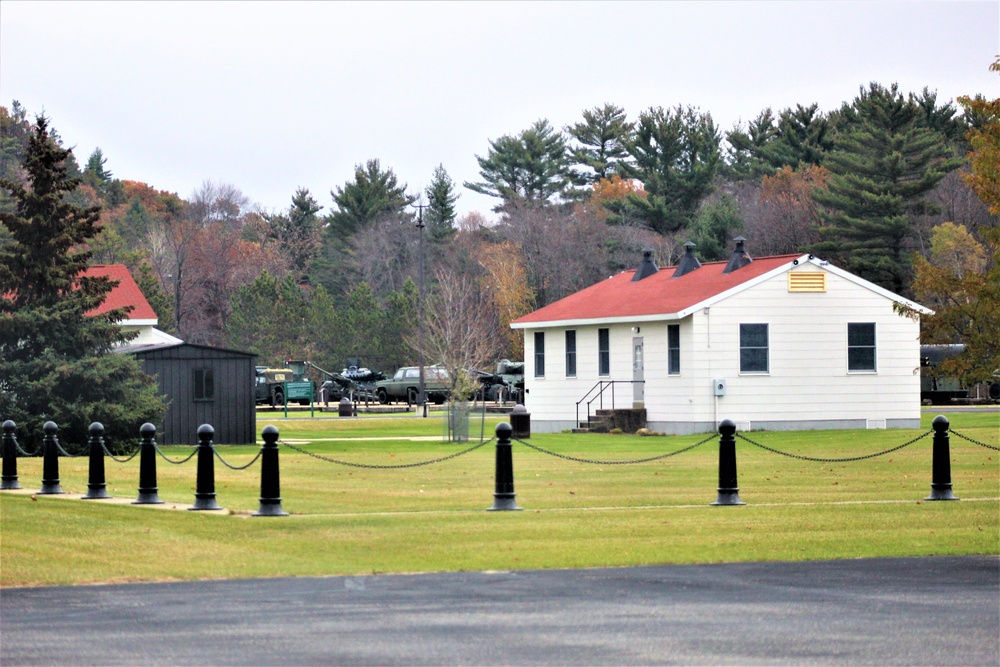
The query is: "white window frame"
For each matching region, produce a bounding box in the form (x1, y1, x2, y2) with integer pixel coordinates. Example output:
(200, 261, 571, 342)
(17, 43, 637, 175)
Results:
(739, 323, 769, 374)
(847, 322, 877, 373)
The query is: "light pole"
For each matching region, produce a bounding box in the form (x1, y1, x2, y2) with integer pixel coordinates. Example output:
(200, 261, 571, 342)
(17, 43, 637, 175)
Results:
(411, 198, 428, 418)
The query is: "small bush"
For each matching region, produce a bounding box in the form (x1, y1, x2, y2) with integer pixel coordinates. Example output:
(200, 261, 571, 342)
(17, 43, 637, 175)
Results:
(609, 427, 623, 435)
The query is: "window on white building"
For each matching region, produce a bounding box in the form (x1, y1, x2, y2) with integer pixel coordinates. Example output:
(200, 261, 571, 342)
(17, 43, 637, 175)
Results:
(598, 328, 610, 376)
(667, 324, 680, 375)
(848, 322, 876, 372)
(739, 324, 769, 373)
(534, 331, 545, 378)
(565, 330, 577, 377)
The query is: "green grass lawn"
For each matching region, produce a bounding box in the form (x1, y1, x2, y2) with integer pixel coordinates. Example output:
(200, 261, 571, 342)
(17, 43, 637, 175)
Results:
(1, 410, 996, 588)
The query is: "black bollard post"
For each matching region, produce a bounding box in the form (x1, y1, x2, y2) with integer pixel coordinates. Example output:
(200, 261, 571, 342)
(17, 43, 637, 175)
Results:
(82, 422, 111, 499)
(253, 425, 288, 517)
(39, 421, 65, 495)
(926, 415, 958, 501)
(190, 424, 222, 511)
(134, 423, 163, 505)
(711, 419, 745, 506)
(488, 422, 522, 511)
(1, 420, 21, 490)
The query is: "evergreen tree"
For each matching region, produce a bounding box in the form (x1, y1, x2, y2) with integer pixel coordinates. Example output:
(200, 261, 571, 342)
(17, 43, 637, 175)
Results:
(725, 108, 778, 180)
(761, 104, 833, 171)
(464, 119, 572, 210)
(316, 161, 412, 296)
(688, 195, 744, 261)
(328, 160, 412, 239)
(81, 147, 124, 208)
(810, 83, 963, 293)
(566, 103, 633, 185)
(0, 116, 165, 448)
(264, 187, 323, 283)
(425, 164, 458, 243)
(615, 105, 721, 234)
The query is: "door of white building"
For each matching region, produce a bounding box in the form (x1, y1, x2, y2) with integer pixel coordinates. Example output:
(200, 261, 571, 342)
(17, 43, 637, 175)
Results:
(632, 336, 644, 405)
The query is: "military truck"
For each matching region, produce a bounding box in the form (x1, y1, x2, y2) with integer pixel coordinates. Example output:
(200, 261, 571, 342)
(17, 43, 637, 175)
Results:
(254, 367, 309, 407)
(374, 366, 450, 405)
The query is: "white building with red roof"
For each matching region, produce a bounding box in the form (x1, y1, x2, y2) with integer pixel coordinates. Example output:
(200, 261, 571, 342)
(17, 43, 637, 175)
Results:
(82, 264, 182, 347)
(511, 239, 931, 434)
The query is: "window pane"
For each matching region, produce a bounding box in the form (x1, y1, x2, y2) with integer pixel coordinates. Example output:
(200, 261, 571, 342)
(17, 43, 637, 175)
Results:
(598, 328, 610, 376)
(741, 349, 768, 372)
(740, 324, 769, 373)
(667, 324, 680, 375)
(534, 332, 545, 377)
(848, 323, 876, 371)
(740, 324, 768, 347)
(565, 330, 576, 377)
(848, 348, 876, 371)
(848, 323, 875, 347)
(668, 325, 679, 348)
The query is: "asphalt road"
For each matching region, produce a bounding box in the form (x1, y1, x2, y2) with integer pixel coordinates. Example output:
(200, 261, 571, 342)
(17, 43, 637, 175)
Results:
(1, 556, 997, 666)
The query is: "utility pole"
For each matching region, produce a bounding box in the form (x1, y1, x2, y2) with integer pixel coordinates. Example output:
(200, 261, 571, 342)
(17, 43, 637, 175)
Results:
(411, 198, 428, 418)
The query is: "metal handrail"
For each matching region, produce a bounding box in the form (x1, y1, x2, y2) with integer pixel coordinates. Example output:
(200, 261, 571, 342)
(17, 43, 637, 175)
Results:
(575, 380, 644, 429)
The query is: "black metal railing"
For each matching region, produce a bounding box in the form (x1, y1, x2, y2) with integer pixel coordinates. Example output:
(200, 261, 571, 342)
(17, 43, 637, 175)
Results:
(575, 380, 644, 430)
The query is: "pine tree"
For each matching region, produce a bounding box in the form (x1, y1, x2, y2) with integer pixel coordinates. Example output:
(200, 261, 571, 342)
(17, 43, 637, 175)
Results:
(567, 103, 633, 185)
(0, 116, 165, 448)
(810, 84, 963, 293)
(616, 105, 721, 235)
(464, 119, 572, 210)
(328, 160, 411, 239)
(425, 164, 458, 243)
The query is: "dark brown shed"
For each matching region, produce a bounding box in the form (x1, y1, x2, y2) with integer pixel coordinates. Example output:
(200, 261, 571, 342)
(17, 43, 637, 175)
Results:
(118, 342, 257, 445)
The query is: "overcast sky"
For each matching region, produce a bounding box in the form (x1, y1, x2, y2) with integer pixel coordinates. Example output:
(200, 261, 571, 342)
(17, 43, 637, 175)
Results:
(1, 1, 997, 220)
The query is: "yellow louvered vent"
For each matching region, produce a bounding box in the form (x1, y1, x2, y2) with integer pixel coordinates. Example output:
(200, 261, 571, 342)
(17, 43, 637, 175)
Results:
(788, 271, 826, 292)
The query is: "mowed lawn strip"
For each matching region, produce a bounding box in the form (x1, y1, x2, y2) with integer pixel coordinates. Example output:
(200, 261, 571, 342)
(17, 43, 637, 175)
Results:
(1, 411, 996, 587)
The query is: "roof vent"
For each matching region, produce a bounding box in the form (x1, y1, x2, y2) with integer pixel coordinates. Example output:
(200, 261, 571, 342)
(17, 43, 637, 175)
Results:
(723, 237, 752, 274)
(631, 247, 659, 282)
(673, 242, 702, 278)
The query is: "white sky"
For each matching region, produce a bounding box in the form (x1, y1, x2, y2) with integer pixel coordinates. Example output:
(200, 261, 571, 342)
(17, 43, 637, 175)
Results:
(1, 1, 997, 220)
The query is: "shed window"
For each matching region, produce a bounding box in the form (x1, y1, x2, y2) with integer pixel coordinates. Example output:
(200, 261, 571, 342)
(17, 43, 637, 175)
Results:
(667, 324, 680, 375)
(848, 323, 877, 372)
(739, 324, 769, 373)
(565, 330, 577, 377)
(193, 368, 215, 401)
(598, 328, 610, 376)
(534, 331, 545, 378)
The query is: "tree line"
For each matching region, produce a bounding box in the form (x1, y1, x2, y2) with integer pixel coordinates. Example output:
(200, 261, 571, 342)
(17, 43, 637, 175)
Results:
(1, 70, 996, 387)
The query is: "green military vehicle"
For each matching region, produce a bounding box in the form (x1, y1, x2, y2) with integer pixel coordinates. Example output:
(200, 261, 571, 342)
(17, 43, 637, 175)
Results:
(254, 367, 309, 407)
(374, 366, 450, 405)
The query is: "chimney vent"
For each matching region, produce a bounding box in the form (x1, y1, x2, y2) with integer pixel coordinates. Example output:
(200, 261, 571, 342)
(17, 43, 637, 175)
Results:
(632, 247, 659, 281)
(723, 237, 752, 274)
(673, 242, 702, 278)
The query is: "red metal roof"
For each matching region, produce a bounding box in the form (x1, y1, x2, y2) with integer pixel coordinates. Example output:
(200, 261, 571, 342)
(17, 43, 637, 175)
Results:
(512, 254, 802, 326)
(81, 265, 158, 320)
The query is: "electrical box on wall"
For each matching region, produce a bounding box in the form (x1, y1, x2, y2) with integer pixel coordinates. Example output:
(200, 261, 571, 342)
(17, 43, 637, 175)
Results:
(713, 379, 727, 396)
